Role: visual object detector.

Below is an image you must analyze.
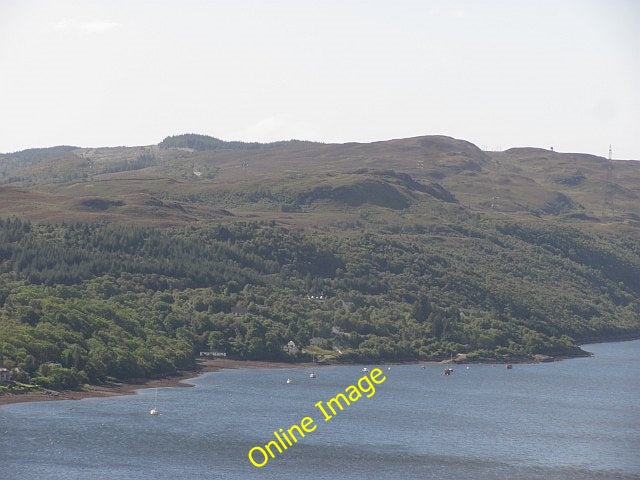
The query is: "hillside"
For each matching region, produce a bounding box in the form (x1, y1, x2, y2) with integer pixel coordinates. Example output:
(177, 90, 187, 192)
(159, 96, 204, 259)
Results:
(0, 134, 638, 390)
(1, 134, 638, 228)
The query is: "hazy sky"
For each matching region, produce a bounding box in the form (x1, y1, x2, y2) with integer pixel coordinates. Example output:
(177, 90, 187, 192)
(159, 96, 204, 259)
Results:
(1, 0, 638, 158)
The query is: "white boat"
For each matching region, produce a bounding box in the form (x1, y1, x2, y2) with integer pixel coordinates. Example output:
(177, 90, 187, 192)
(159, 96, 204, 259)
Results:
(286, 378, 293, 384)
(443, 353, 454, 376)
(149, 388, 159, 415)
(361, 367, 369, 372)
(310, 355, 317, 379)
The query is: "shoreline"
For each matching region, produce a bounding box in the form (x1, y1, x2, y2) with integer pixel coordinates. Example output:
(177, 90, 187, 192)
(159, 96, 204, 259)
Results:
(2, 340, 629, 408)
(0, 358, 312, 408)
(0, 355, 580, 408)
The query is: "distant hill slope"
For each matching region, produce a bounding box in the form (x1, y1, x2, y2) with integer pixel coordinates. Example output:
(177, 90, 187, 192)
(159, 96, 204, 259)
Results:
(0, 134, 638, 390)
(1, 134, 636, 225)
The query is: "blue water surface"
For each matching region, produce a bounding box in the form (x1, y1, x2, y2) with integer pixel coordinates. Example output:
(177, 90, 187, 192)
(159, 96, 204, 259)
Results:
(1, 340, 639, 480)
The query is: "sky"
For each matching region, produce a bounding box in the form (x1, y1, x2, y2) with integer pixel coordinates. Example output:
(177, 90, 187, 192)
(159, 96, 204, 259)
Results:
(1, 0, 639, 159)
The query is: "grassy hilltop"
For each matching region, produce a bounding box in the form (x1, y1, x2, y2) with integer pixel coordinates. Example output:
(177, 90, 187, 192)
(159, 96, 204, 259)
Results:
(0, 134, 638, 390)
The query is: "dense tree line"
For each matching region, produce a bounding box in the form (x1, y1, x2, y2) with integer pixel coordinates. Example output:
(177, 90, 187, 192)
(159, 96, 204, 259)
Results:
(101, 153, 158, 174)
(0, 217, 638, 390)
(159, 134, 262, 151)
(158, 134, 315, 151)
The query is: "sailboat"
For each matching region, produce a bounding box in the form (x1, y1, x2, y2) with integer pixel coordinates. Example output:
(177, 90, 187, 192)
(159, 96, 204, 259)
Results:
(443, 353, 454, 376)
(309, 354, 317, 379)
(149, 388, 159, 415)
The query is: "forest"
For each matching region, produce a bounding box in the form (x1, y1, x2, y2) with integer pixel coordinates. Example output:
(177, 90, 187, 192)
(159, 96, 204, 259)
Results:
(0, 216, 638, 390)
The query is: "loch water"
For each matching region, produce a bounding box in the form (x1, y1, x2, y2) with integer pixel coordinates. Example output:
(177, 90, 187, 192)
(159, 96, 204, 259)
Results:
(1, 340, 639, 480)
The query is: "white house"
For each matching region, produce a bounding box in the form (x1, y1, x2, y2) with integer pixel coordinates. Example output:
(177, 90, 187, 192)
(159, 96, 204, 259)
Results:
(283, 341, 299, 354)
